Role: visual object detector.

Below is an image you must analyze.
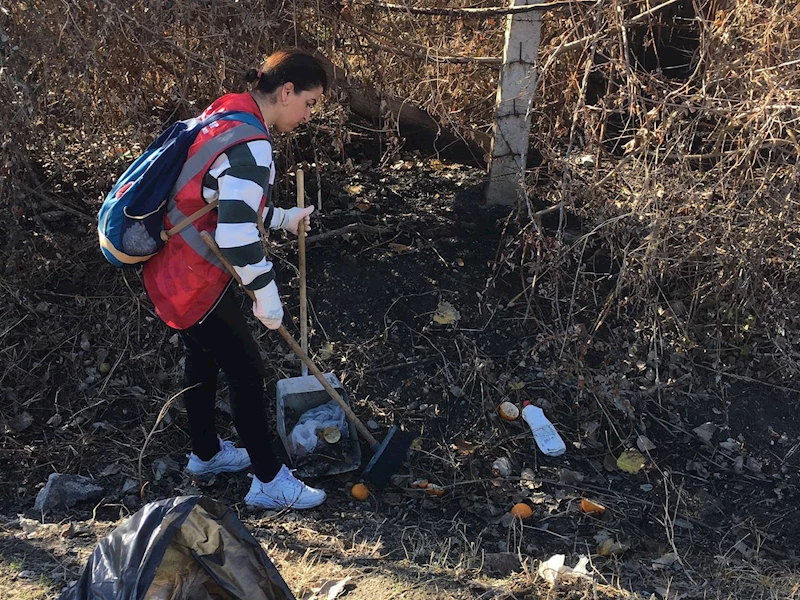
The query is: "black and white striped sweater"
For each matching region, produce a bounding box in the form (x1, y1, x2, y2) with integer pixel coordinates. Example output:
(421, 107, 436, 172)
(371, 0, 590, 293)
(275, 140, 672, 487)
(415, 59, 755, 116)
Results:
(202, 138, 284, 294)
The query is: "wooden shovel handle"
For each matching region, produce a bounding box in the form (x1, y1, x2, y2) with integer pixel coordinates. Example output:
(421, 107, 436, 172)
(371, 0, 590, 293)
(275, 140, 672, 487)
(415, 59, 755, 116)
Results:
(274, 326, 378, 448)
(199, 230, 379, 448)
(297, 169, 308, 376)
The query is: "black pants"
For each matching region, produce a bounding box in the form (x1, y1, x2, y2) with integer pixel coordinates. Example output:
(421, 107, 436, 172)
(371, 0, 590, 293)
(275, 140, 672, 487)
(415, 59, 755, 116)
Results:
(179, 285, 282, 482)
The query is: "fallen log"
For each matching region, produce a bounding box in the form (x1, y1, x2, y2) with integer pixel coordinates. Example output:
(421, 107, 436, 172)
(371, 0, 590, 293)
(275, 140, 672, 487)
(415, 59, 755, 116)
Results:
(311, 51, 492, 168)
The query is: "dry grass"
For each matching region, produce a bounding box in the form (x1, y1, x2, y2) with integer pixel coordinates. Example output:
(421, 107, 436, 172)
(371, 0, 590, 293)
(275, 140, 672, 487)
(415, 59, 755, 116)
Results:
(2, 1, 800, 598)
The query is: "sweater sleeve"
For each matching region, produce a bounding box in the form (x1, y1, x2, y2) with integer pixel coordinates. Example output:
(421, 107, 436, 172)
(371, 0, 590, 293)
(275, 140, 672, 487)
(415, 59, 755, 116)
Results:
(209, 139, 276, 292)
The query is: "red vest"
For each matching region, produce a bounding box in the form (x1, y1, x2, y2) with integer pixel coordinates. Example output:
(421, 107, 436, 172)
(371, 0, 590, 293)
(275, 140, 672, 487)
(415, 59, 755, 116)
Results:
(143, 93, 270, 330)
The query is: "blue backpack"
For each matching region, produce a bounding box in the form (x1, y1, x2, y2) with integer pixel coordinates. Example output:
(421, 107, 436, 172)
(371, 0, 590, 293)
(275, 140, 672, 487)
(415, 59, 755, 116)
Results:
(98, 111, 268, 267)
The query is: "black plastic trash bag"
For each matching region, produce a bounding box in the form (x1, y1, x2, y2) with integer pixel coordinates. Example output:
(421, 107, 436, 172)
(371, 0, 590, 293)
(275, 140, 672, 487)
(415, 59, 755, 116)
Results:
(60, 495, 295, 600)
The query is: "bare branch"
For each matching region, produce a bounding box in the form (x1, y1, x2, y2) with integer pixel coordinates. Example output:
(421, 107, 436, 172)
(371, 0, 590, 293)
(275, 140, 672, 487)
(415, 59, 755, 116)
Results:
(349, 0, 595, 18)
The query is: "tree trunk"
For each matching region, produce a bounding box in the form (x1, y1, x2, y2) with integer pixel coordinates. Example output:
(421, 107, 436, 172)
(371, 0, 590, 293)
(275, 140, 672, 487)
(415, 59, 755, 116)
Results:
(485, 0, 543, 205)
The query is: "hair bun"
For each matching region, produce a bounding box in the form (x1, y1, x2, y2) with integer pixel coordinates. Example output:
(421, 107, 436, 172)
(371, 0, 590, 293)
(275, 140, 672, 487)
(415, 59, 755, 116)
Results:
(244, 68, 259, 83)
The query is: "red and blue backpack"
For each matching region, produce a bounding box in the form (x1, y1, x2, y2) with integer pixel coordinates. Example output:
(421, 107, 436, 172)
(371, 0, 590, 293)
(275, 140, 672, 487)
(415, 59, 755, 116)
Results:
(98, 111, 267, 267)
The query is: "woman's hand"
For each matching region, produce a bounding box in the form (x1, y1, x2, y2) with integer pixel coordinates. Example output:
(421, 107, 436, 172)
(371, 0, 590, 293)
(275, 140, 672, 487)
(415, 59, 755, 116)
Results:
(253, 281, 284, 329)
(281, 205, 314, 236)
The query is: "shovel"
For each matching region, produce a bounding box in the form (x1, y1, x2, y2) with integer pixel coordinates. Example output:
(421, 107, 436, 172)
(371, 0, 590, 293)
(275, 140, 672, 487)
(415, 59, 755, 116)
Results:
(274, 169, 359, 476)
(200, 211, 413, 487)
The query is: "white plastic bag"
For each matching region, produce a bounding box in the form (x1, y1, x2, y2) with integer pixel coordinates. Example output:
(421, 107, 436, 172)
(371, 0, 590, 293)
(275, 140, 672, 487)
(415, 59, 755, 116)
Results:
(289, 401, 348, 457)
(290, 419, 323, 456)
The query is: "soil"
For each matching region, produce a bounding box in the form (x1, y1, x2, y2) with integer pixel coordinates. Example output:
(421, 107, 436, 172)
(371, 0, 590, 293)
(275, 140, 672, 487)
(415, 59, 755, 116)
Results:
(1, 149, 799, 599)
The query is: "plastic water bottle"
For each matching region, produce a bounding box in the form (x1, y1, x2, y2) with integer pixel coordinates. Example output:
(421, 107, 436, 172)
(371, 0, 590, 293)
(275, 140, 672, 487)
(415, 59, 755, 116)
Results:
(522, 401, 566, 456)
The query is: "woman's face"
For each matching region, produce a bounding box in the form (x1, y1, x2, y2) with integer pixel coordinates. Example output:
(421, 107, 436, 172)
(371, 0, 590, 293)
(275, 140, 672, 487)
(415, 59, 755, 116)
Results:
(274, 83, 323, 132)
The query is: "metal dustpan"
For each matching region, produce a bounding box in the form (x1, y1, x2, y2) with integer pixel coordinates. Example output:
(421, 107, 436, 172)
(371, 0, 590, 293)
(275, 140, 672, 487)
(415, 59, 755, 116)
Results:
(275, 170, 360, 478)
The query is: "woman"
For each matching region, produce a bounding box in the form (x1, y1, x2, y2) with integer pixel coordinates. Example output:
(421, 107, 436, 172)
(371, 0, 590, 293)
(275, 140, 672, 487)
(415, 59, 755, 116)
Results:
(143, 49, 328, 510)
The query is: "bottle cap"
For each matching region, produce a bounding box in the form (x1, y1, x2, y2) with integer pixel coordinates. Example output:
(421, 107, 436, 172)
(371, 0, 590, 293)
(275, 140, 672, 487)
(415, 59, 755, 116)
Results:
(523, 400, 531, 408)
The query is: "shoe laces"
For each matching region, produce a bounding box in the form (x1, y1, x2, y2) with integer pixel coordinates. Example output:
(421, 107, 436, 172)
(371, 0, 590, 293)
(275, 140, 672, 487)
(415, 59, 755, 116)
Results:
(219, 439, 237, 454)
(268, 466, 306, 495)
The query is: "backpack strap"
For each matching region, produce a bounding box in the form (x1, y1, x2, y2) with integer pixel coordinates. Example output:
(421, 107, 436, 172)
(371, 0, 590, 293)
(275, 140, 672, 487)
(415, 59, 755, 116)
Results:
(162, 198, 220, 240)
(161, 111, 270, 241)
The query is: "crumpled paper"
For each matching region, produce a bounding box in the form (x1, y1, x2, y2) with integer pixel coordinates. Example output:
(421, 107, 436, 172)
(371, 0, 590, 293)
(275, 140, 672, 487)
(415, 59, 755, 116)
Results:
(537, 554, 593, 588)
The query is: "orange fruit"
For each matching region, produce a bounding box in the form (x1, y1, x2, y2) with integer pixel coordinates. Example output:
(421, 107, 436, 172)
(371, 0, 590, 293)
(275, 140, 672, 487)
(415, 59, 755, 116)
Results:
(426, 483, 445, 496)
(350, 483, 370, 501)
(498, 401, 520, 421)
(580, 498, 606, 515)
(510, 503, 533, 519)
(410, 479, 429, 489)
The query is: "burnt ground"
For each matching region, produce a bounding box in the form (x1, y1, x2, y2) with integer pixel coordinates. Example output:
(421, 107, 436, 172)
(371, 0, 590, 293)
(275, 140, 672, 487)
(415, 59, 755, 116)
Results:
(1, 151, 799, 599)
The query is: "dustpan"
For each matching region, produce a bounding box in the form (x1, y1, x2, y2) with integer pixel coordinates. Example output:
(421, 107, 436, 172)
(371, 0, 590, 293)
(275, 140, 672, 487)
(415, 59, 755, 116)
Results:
(275, 169, 361, 478)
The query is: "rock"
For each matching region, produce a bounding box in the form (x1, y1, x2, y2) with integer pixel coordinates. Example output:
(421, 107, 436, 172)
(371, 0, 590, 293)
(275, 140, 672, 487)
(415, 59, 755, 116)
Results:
(483, 552, 523, 576)
(366, 419, 379, 431)
(34, 473, 105, 511)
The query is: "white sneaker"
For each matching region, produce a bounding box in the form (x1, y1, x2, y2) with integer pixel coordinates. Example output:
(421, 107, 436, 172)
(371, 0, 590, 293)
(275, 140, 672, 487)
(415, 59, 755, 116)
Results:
(245, 465, 327, 510)
(186, 439, 251, 475)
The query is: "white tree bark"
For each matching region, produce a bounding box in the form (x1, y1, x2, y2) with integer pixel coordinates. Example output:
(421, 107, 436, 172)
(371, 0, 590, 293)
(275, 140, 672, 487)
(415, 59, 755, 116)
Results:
(486, 0, 543, 205)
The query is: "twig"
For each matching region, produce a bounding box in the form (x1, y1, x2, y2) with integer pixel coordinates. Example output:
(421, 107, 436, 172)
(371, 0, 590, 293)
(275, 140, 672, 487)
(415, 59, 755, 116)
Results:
(349, 0, 595, 18)
(365, 357, 438, 374)
(137, 384, 200, 491)
(286, 222, 393, 245)
(365, 39, 501, 64)
(21, 183, 95, 222)
(693, 364, 800, 394)
(0, 315, 28, 339)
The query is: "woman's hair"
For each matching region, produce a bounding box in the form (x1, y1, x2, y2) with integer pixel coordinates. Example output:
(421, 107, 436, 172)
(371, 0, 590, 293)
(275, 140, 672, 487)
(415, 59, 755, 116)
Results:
(245, 48, 329, 95)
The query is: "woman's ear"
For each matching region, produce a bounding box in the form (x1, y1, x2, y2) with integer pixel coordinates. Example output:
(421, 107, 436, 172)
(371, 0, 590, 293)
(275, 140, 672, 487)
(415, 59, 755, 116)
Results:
(282, 81, 295, 104)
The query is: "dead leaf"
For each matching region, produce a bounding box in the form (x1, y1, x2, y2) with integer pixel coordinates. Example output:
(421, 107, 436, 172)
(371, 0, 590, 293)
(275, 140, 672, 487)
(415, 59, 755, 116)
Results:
(449, 384, 464, 397)
(99, 463, 123, 477)
(746, 456, 762, 473)
(617, 449, 646, 473)
(598, 537, 630, 556)
(733, 540, 756, 559)
(383, 492, 404, 505)
(558, 468, 584, 486)
(346, 184, 363, 195)
(354, 197, 371, 212)
(153, 456, 179, 481)
(652, 552, 679, 569)
(388, 242, 415, 254)
(452, 436, 477, 455)
(636, 435, 656, 452)
(8, 412, 34, 433)
(319, 343, 334, 361)
(433, 301, 460, 325)
(622, 137, 639, 154)
(693, 422, 716, 444)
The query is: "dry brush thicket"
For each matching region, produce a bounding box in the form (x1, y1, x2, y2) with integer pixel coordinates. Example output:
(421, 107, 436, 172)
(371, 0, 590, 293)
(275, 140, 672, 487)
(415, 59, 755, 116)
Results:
(1, 0, 799, 386)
